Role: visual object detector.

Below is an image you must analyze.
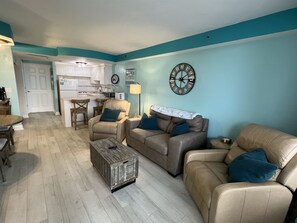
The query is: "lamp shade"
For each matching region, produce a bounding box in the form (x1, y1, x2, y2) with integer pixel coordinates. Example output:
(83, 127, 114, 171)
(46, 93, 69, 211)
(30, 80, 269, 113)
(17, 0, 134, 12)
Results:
(0, 21, 14, 46)
(130, 84, 141, 94)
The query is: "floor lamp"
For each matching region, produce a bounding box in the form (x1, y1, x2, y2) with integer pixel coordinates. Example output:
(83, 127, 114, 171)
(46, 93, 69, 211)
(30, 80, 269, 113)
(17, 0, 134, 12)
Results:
(130, 83, 141, 116)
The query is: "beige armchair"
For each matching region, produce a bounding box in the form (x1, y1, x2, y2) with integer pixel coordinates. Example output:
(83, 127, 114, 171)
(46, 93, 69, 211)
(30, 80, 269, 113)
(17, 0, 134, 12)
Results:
(184, 124, 297, 223)
(89, 99, 131, 142)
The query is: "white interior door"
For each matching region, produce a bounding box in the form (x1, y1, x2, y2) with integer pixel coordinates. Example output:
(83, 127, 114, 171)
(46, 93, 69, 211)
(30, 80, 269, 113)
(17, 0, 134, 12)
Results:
(23, 63, 54, 113)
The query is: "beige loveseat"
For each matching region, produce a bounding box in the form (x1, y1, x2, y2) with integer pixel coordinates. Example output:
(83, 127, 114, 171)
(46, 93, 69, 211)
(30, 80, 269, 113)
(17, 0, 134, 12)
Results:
(89, 99, 130, 142)
(126, 108, 209, 176)
(184, 124, 297, 223)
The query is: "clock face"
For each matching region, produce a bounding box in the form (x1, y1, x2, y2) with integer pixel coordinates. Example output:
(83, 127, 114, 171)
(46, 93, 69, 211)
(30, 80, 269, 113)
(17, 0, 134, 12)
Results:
(169, 63, 196, 95)
(111, 74, 119, 84)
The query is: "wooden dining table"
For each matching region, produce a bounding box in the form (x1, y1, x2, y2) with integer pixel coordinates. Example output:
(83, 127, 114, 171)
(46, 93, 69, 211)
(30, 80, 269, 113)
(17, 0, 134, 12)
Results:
(0, 115, 23, 127)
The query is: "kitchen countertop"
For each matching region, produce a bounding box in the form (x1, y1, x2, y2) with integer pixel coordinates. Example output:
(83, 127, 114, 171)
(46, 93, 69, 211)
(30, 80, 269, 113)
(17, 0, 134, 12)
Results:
(61, 95, 109, 101)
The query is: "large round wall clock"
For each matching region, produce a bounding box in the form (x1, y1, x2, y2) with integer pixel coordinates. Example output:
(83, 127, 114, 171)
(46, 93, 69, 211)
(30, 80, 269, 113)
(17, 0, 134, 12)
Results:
(169, 63, 196, 95)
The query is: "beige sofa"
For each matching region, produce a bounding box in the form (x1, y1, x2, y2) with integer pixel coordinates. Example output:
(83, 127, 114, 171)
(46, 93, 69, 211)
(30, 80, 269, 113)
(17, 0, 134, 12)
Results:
(126, 109, 209, 176)
(184, 124, 297, 223)
(89, 99, 130, 142)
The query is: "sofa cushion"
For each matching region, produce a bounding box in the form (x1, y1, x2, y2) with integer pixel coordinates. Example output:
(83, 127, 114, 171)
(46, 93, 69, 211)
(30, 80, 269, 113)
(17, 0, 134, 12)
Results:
(93, 121, 118, 134)
(224, 143, 246, 164)
(234, 124, 297, 168)
(130, 128, 163, 144)
(228, 149, 278, 183)
(100, 108, 121, 122)
(187, 115, 203, 132)
(138, 114, 160, 130)
(145, 133, 170, 155)
(185, 161, 228, 208)
(170, 122, 190, 137)
(103, 99, 130, 121)
(150, 110, 171, 132)
(167, 115, 203, 133)
(167, 117, 185, 133)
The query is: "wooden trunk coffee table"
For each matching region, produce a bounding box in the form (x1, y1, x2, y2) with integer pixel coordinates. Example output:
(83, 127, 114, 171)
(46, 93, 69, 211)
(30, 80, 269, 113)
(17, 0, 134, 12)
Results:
(90, 138, 138, 192)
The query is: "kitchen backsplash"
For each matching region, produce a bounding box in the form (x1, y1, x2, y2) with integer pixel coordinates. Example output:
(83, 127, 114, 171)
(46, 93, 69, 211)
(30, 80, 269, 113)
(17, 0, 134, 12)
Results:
(77, 77, 113, 93)
(76, 78, 98, 92)
(59, 76, 113, 93)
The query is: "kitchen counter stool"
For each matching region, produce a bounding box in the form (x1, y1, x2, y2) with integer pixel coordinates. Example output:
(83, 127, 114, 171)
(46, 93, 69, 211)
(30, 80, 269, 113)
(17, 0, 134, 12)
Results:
(70, 99, 90, 130)
(93, 98, 108, 117)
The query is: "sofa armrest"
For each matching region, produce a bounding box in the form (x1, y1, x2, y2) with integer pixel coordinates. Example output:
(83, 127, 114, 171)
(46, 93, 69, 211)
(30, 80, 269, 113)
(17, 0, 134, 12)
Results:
(126, 118, 141, 130)
(210, 182, 292, 223)
(88, 115, 102, 140)
(116, 116, 129, 142)
(184, 149, 229, 164)
(183, 149, 229, 181)
(118, 116, 129, 124)
(125, 118, 141, 145)
(167, 131, 207, 176)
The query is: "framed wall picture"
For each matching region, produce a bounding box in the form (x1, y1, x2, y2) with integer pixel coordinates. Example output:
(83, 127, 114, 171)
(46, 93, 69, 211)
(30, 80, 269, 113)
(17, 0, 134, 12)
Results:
(125, 69, 136, 86)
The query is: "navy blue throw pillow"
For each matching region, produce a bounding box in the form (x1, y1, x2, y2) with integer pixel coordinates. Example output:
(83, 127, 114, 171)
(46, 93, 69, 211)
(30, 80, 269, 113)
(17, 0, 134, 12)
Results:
(228, 148, 278, 183)
(139, 113, 148, 125)
(170, 122, 190, 137)
(138, 113, 160, 130)
(100, 108, 121, 122)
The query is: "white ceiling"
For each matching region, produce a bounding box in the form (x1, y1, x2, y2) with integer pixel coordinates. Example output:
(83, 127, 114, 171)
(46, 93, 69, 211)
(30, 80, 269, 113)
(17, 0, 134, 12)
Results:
(1, 0, 296, 56)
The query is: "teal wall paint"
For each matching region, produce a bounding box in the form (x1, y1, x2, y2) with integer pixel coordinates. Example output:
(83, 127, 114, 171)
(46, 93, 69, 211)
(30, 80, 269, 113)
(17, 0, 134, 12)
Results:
(115, 32, 297, 139)
(0, 46, 20, 115)
(10, 8, 297, 64)
(13, 43, 57, 56)
(12, 43, 116, 62)
(51, 62, 59, 113)
(57, 47, 116, 62)
(0, 20, 14, 40)
(116, 7, 297, 61)
(22, 60, 52, 65)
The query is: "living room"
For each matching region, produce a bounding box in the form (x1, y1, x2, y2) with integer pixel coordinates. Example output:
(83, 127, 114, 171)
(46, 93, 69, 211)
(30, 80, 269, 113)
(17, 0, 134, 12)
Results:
(0, 1, 297, 223)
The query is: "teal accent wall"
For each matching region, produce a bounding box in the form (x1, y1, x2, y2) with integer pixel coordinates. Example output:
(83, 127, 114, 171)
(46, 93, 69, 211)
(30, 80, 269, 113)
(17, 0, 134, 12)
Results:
(57, 47, 116, 62)
(13, 43, 57, 56)
(115, 32, 297, 139)
(0, 20, 14, 40)
(10, 8, 297, 63)
(51, 62, 59, 113)
(12, 43, 116, 62)
(116, 7, 297, 61)
(0, 46, 20, 115)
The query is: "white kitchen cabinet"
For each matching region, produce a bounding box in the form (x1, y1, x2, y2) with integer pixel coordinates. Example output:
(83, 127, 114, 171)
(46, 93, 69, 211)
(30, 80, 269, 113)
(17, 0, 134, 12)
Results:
(78, 66, 91, 77)
(103, 64, 112, 84)
(55, 62, 91, 77)
(90, 64, 112, 84)
(55, 62, 65, 75)
(90, 66, 101, 84)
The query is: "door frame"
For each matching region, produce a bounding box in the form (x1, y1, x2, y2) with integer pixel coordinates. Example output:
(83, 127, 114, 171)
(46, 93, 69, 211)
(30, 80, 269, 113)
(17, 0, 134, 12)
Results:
(22, 62, 55, 116)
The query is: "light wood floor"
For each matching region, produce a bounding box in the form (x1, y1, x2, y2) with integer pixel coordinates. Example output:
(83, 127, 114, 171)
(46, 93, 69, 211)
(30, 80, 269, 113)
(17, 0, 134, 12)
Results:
(0, 112, 203, 223)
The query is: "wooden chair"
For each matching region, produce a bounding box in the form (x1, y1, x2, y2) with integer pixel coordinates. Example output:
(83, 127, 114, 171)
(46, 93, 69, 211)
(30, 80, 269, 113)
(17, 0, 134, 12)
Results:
(70, 99, 90, 130)
(0, 125, 14, 146)
(93, 98, 108, 117)
(0, 138, 11, 182)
